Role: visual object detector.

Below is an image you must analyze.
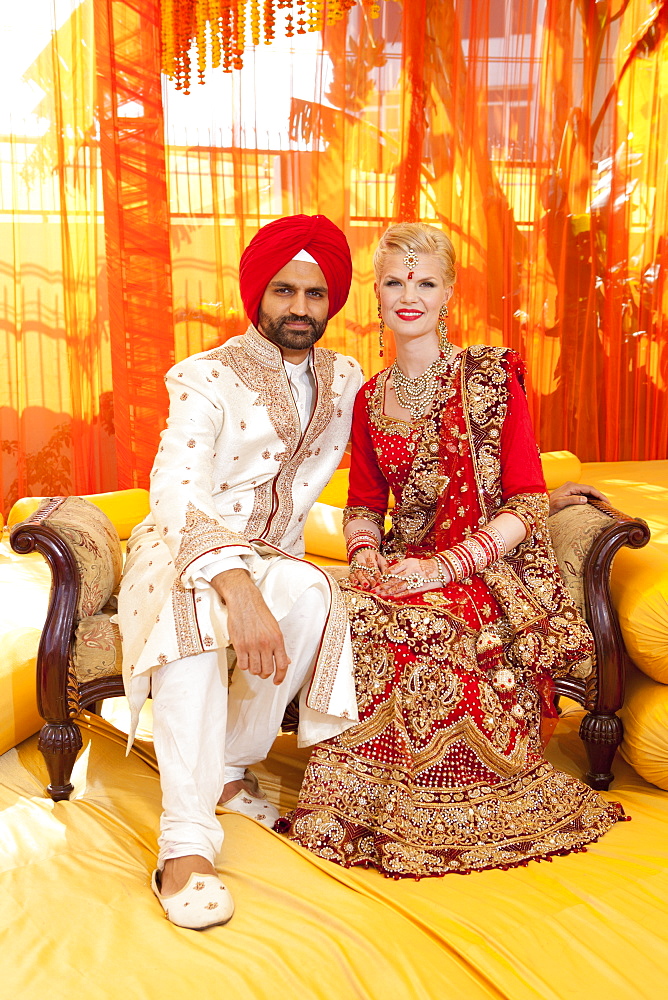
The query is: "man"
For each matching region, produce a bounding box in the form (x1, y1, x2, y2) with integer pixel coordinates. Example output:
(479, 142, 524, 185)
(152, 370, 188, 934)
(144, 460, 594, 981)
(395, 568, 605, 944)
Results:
(118, 215, 363, 929)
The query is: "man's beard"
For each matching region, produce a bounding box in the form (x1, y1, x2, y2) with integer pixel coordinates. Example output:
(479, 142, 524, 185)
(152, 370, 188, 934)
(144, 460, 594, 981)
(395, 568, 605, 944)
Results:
(258, 309, 327, 352)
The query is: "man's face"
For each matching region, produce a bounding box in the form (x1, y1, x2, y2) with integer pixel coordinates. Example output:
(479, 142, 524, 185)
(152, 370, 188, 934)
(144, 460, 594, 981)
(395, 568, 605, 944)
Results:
(257, 260, 329, 359)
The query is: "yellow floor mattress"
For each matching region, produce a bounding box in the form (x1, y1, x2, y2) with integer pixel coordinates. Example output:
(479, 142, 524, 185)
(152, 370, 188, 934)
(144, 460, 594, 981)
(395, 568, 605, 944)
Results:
(1, 702, 668, 1000)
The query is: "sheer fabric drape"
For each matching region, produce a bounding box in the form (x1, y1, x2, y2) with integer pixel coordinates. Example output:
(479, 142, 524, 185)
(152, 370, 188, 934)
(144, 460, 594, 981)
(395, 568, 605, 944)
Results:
(1, 0, 666, 514)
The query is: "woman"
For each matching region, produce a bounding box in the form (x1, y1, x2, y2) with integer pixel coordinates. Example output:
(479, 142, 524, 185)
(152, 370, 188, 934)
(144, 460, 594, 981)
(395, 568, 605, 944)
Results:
(281, 223, 624, 879)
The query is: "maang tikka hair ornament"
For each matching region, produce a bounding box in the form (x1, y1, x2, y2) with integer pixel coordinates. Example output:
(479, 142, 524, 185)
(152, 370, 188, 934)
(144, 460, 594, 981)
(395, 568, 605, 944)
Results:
(403, 248, 419, 280)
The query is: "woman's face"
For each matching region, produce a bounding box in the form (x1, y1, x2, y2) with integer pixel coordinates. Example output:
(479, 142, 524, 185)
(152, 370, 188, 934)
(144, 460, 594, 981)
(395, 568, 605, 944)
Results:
(376, 253, 452, 341)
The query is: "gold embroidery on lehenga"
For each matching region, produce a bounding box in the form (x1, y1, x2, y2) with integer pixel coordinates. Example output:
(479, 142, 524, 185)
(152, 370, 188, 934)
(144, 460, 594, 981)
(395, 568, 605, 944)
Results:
(284, 346, 619, 880)
(368, 360, 460, 556)
(292, 747, 622, 877)
(463, 348, 594, 677)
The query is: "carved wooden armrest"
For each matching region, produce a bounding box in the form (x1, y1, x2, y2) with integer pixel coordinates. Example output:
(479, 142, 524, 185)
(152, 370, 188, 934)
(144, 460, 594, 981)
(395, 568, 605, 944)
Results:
(10, 499, 81, 728)
(549, 497, 650, 789)
(581, 499, 650, 713)
(10, 496, 124, 800)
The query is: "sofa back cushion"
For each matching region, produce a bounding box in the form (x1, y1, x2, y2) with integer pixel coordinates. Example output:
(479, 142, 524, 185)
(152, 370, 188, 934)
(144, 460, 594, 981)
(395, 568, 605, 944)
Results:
(8, 489, 150, 541)
(40, 496, 123, 620)
(548, 503, 619, 680)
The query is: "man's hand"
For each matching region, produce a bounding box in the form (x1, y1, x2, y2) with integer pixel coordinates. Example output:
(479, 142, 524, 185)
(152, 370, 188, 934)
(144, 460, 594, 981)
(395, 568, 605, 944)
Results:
(549, 481, 609, 516)
(211, 568, 290, 685)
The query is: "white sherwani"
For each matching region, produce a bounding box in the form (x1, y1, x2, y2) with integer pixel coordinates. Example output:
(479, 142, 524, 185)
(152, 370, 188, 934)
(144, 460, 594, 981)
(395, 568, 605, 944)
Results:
(118, 324, 363, 750)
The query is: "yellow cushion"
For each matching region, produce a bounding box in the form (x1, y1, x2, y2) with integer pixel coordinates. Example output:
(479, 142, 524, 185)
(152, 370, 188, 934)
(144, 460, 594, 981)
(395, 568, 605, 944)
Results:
(8, 489, 150, 541)
(580, 460, 668, 684)
(0, 627, 43, 756)
(304, 502, 347, 562)
(316, 469, 350, 508)
(620, 664, 668, 790)
(540, 450, 582, 491)
(608, 544, 668, 684)
(305, 502, 394, 562)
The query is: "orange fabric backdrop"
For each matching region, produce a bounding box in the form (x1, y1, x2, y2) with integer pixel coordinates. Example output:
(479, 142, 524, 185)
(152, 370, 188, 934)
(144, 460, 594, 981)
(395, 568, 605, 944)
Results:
(1, 0, 667, 514)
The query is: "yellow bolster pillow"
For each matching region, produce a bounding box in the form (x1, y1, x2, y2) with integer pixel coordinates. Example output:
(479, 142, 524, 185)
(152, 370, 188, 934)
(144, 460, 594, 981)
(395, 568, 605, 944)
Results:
(0, 627, 42, 756)
(305, 502, 394, 562)
(304, 503, 347, 562)
(620, 663, 668, 790)
(609, 542, 668, 685)
(7, 489, 150, 542)
(540, 451, 582, 491)
(316, 469, 351, 509)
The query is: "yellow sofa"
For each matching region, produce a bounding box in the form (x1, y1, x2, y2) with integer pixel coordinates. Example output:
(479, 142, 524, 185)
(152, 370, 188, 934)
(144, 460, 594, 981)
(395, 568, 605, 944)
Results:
(577, 460, 668, 789)
(0, 491, 149, 757)
(2, 453, 664, 793)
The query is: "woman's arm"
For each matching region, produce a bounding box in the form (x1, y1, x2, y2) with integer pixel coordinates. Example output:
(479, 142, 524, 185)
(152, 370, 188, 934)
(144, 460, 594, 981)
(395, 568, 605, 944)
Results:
(343, 387, 390, 586)
(373, 354, 543, 597)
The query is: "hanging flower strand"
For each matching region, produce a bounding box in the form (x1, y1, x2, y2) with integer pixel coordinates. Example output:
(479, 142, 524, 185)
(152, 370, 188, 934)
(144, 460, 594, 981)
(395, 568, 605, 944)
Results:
(161, 0, 383, 92)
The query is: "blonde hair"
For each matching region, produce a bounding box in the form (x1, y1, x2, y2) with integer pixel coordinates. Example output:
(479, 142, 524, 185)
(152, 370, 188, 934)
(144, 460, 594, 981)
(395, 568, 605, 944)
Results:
(373, 222, 456, 287)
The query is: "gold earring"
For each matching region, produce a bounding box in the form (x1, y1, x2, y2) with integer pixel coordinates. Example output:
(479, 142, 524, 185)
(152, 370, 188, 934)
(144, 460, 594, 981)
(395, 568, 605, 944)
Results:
(438, 304, 449, 350)
(378, 302, 384, 357)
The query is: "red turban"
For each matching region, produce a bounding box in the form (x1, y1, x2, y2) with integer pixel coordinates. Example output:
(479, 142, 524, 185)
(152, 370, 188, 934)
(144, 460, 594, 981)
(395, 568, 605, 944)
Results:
(239, 214, 352, 327)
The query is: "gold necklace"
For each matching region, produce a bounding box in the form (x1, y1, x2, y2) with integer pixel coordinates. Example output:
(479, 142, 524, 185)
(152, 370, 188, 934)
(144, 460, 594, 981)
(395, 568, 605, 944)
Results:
(391, 344, 454, 420)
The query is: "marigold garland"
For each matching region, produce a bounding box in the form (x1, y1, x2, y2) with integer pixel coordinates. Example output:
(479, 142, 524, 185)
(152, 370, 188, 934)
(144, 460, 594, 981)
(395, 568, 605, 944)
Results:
(161, 0, 383, 92)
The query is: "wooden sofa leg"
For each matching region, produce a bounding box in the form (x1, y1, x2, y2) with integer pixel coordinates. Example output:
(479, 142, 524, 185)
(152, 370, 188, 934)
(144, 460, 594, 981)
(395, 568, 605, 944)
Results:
(579, 712, 623, 791)
(37, 721, 83, 801)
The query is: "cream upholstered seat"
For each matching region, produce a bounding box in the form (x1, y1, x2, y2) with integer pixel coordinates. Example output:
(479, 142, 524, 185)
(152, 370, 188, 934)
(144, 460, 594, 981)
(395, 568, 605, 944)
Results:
(10, 492, 649, 800)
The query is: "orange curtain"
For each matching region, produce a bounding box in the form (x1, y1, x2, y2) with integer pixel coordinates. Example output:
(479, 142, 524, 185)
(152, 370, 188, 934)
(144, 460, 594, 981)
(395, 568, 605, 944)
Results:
(1, 0, 667, 516)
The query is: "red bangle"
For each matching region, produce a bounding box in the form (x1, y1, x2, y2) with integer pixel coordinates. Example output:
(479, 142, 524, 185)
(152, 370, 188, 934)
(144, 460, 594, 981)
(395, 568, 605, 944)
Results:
(347, 541, 379, 563)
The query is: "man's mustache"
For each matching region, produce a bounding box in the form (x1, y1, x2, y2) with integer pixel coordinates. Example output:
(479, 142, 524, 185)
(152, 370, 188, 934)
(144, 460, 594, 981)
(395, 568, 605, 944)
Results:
(277, 314, 318, 331)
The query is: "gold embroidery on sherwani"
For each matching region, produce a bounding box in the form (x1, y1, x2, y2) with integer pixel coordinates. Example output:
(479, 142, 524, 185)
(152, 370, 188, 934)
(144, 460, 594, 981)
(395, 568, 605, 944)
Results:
(249, 541, 348, 714)
(246, 480, 275, 539)
(206, 342, 300, 451)
(205, 329, 339, 545)
(174, 502, 249, 577)
(205, 333, 301, 545)
(264, 348, 336, 547)
(171, 579, 202, 658)
(304, 568, 348, 714)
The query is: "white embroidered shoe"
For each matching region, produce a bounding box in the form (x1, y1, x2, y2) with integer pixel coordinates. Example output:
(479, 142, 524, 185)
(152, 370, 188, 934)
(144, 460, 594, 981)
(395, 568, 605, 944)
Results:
(151, 869, 235, 929)
(216, 769, 280, 828)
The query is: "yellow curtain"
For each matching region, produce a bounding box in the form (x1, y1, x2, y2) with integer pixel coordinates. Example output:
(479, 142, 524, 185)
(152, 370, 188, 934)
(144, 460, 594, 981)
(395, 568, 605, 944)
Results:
(1, 0, 667, 515)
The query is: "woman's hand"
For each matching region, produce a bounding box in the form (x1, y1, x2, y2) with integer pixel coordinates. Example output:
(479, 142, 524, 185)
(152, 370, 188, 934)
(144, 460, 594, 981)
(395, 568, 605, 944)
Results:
(371, 556, 445, 598)
(348, 547, 388, 590)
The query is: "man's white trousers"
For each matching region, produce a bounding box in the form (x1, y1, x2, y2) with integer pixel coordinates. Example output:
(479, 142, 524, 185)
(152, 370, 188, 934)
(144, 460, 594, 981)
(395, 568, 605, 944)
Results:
(151, 584, 329, 867)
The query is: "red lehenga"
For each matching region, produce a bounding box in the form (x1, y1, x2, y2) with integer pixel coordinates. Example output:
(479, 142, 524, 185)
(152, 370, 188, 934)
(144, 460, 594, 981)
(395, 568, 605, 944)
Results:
(282, 346, 624, 878)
